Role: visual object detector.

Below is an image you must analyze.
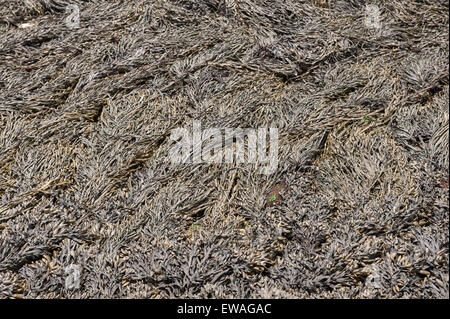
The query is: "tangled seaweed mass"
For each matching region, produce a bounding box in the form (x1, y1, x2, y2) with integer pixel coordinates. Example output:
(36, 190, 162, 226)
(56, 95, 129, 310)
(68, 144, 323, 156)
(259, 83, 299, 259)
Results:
(0, 0, 448, 298)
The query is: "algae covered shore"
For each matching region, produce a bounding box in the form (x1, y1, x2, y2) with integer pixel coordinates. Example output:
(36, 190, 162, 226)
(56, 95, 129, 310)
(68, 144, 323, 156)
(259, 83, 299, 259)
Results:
(0, 0, 448, 298)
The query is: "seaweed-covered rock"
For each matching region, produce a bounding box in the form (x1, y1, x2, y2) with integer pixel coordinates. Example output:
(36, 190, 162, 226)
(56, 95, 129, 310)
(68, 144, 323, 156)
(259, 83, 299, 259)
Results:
(0, 0, 448, 298)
